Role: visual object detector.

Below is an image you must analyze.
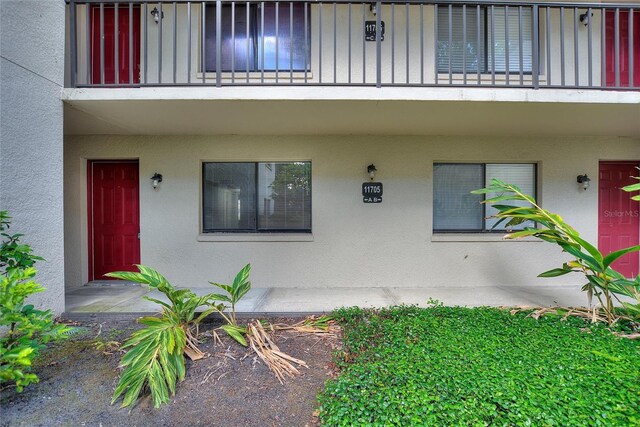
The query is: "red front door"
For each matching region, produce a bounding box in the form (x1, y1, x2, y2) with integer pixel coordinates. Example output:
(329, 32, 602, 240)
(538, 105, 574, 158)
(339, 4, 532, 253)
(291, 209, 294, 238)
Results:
(598, 161, 640, 278)
(605, 10, 640, 87)
(89, 161, 140, 280)
(91, 4, 141, 84)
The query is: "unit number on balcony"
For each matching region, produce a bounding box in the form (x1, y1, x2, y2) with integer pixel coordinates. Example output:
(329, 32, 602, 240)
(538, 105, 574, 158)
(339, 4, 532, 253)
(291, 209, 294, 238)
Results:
(365, 21, 385, 42)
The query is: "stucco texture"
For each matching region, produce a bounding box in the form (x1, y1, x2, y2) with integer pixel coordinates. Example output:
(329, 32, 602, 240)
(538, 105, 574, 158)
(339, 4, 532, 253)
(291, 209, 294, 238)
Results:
(1, 0, 66, 313)
(64, 135, 639, 292)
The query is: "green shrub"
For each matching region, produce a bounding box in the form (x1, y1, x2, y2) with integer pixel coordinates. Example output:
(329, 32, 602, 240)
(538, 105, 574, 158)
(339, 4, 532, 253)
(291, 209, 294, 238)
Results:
(319, 306, 640, 426)
(0, 211, 70, 392)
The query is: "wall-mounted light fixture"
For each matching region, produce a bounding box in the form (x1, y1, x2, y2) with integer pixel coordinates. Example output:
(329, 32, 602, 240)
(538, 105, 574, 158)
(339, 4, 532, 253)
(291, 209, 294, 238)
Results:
(151, 172, 163, 189)
(150, 7, 164, 24)
(577, 174, 591, 190)
(369, 3, 377, 16)
(367, 164, 377, 180)
(579, 11, 593, 27)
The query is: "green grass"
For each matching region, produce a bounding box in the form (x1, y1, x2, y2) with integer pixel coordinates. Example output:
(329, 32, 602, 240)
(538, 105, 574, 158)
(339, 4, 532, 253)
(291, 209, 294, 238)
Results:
(318, 305, 640, 426)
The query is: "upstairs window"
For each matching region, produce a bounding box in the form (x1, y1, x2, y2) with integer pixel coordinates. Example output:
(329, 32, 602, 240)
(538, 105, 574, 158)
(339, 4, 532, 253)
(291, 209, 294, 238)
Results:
(203, 162, 311, 233)
(433, 163, 537, 233)
(205, 3, 309, 72)
(437, 6, 533, 74)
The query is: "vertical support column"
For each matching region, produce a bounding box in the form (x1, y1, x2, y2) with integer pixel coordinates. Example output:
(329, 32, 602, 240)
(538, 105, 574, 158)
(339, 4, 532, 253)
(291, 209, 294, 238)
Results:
(216, 0, 222, 86)
(375, 0, 381, 87)
(532, 5, 540, 89)
(69, 0, 77, 87)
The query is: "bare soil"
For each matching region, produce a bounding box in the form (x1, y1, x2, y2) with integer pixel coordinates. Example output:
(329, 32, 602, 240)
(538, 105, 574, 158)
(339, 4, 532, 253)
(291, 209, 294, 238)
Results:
(1, 317, 339, 427)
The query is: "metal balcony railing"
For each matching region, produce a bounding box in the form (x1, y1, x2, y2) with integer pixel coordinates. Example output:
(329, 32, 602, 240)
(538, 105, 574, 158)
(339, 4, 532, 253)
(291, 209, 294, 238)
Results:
(67, 0, 640, 89)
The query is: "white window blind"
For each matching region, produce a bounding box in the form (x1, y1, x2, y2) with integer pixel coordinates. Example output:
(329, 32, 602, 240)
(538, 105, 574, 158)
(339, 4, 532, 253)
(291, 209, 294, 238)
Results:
(433, 163, 537, 233)
(437, 6, 485, 73)
(437, 6, 533, 74)
(484, 164, 536, 230)
(488, 7, 533, 73)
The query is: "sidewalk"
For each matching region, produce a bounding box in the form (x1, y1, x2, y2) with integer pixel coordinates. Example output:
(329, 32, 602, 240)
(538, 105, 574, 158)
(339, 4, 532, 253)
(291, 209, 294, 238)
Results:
(65, 282, 589, 317)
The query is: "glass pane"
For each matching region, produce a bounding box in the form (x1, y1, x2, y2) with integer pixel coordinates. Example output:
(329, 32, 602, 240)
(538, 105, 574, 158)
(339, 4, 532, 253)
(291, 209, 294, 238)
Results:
(205, 4, 256, 72)
(488, 7, 533, 72)
(433, 164, 484, 231)
(203, 163, 256, 231)
(258, 162, 311, 230)
(485, 164, 536, 230)
(259, 3, 309, 71)
(437, 6, 485, 73)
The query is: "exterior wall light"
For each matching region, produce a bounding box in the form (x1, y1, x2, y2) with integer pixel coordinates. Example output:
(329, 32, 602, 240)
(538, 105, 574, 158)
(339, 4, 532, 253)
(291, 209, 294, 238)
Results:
(150, 7, 164, 24)
(151, 172, 163, 189)
(367, 164, 377, 180)
(579, 12, 592, 26)
(577, 174, 591, 190)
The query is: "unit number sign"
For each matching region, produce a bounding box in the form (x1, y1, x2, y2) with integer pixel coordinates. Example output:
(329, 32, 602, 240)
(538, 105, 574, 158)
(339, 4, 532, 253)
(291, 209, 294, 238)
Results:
(362, 182, 383, 203)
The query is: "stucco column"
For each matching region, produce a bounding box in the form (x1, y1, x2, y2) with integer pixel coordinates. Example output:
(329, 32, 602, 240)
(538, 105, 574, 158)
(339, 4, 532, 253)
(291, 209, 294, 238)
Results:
(0, 0, 66, 314)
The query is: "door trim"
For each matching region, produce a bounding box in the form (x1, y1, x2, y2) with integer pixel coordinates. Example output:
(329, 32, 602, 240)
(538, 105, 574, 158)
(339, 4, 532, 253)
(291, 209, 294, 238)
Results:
(87, 159, 140, 281)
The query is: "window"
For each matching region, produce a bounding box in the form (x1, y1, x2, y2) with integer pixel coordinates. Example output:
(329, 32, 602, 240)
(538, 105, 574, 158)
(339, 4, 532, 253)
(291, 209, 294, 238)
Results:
(433, 163, 536, 232)
(437, 6, 533, 74)
(203, 162, 311, 232)
(205, 3, 309, 72)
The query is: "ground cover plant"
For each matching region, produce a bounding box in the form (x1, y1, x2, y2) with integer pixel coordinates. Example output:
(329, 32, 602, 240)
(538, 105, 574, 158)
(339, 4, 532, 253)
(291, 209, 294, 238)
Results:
(319, 305, 640, 426)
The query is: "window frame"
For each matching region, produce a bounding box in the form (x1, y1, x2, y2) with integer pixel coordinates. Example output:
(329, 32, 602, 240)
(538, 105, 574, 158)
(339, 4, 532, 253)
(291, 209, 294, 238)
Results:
(432, 162, 538, 234)
(436, 5, 535, 75)
(202, 161, 312, 234)
(204, 3, 311, 73)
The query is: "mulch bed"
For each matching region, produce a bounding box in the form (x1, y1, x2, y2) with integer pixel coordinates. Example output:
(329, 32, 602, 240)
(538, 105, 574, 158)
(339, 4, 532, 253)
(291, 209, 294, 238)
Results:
(1, 317, 340, 427)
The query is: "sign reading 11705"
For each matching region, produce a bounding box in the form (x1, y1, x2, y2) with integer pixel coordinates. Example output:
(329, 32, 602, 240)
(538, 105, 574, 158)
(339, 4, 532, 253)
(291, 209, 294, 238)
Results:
(362, 182, 383, 203)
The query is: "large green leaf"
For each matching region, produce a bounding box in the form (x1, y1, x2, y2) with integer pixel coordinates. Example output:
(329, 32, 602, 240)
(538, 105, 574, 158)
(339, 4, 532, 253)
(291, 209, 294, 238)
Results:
(221, 324, 248, 346)
(602, 245, 640, 270)
(538, 268, 575, 278)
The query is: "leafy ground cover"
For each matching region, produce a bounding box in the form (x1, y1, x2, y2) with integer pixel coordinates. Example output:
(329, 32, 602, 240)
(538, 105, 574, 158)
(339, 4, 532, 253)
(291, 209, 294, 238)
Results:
(319, 305, 640, 426)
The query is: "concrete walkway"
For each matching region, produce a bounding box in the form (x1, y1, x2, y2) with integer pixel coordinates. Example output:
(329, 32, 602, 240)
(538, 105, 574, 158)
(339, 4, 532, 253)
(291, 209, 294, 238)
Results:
(64, 282, 590, 317)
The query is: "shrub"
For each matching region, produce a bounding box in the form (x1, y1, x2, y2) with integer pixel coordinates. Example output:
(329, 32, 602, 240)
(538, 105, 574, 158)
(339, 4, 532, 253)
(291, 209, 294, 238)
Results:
(0, 211, 70, 392)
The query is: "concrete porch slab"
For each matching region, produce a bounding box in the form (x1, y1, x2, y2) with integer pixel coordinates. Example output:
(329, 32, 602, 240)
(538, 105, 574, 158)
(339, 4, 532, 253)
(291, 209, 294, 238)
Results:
(65, 284, 589, 316)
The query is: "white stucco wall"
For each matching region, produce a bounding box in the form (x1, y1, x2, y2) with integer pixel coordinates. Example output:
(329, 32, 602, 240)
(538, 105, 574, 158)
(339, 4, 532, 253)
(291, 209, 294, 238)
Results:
(64, 135, 639, 291)
(1, 1, 66, 313)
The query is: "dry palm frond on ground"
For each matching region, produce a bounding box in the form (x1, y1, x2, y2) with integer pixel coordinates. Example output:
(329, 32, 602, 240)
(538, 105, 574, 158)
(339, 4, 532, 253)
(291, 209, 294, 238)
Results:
(508, 306, 639, 339)
(246, 316, 340, 383)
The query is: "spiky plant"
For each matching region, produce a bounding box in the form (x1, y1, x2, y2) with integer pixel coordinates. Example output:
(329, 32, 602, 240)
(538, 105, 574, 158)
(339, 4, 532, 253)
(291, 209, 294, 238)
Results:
(472, 179, 640, 324)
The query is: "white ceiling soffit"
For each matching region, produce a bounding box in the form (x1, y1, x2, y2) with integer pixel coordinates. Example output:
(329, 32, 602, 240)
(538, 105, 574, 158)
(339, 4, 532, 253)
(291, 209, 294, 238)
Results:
(63, 87, 640, 137)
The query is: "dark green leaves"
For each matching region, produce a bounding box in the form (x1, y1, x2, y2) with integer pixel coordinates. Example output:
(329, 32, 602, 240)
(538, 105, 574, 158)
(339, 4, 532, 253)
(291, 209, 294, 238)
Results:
(319, 306, 640, 426)
(112, 316, 186, 408)
(475, 179, 640, 324)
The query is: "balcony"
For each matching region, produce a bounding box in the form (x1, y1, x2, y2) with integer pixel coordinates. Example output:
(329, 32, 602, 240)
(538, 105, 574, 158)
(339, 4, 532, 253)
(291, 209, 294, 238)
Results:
(67, 0, 640, 90)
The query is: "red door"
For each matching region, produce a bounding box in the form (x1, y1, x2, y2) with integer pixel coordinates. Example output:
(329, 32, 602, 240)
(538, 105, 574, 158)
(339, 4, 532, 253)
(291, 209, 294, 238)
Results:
(91, 4, 141, 84)
(598, 162, 640, 278)
(605, 10, 640, 87)
(89, 161, 140, 280)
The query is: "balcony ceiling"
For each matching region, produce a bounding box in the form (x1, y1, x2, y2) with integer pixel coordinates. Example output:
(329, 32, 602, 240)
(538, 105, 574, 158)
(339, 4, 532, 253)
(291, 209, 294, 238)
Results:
(63, 87, 640, 137)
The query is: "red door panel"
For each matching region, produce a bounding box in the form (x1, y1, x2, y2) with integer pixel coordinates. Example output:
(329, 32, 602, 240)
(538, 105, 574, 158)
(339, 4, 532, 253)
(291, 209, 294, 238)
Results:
(605, 10, 640, 87)
(90, 161, 140, 280)
(91, 5, 141, 84)
(598, 162, 640, 278)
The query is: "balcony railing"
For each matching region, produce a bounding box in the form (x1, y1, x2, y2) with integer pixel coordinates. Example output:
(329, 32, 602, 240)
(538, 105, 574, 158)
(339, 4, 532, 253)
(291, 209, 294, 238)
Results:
(67, 0, 640, 89)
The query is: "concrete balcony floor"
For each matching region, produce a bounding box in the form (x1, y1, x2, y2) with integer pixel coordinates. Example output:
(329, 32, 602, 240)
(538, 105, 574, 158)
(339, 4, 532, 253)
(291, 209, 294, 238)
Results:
(64, 282, 590, 319)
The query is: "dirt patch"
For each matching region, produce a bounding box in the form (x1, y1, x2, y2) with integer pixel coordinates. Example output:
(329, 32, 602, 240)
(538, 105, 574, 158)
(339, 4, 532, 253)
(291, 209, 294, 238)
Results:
(1, 317, 339, 427)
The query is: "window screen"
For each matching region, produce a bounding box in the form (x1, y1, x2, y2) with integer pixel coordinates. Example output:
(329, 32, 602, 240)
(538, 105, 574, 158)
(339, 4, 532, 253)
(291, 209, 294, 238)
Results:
(433, 163, 537, 232)
(203, 162, 311, 232)
(437, 6, 533, 73)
